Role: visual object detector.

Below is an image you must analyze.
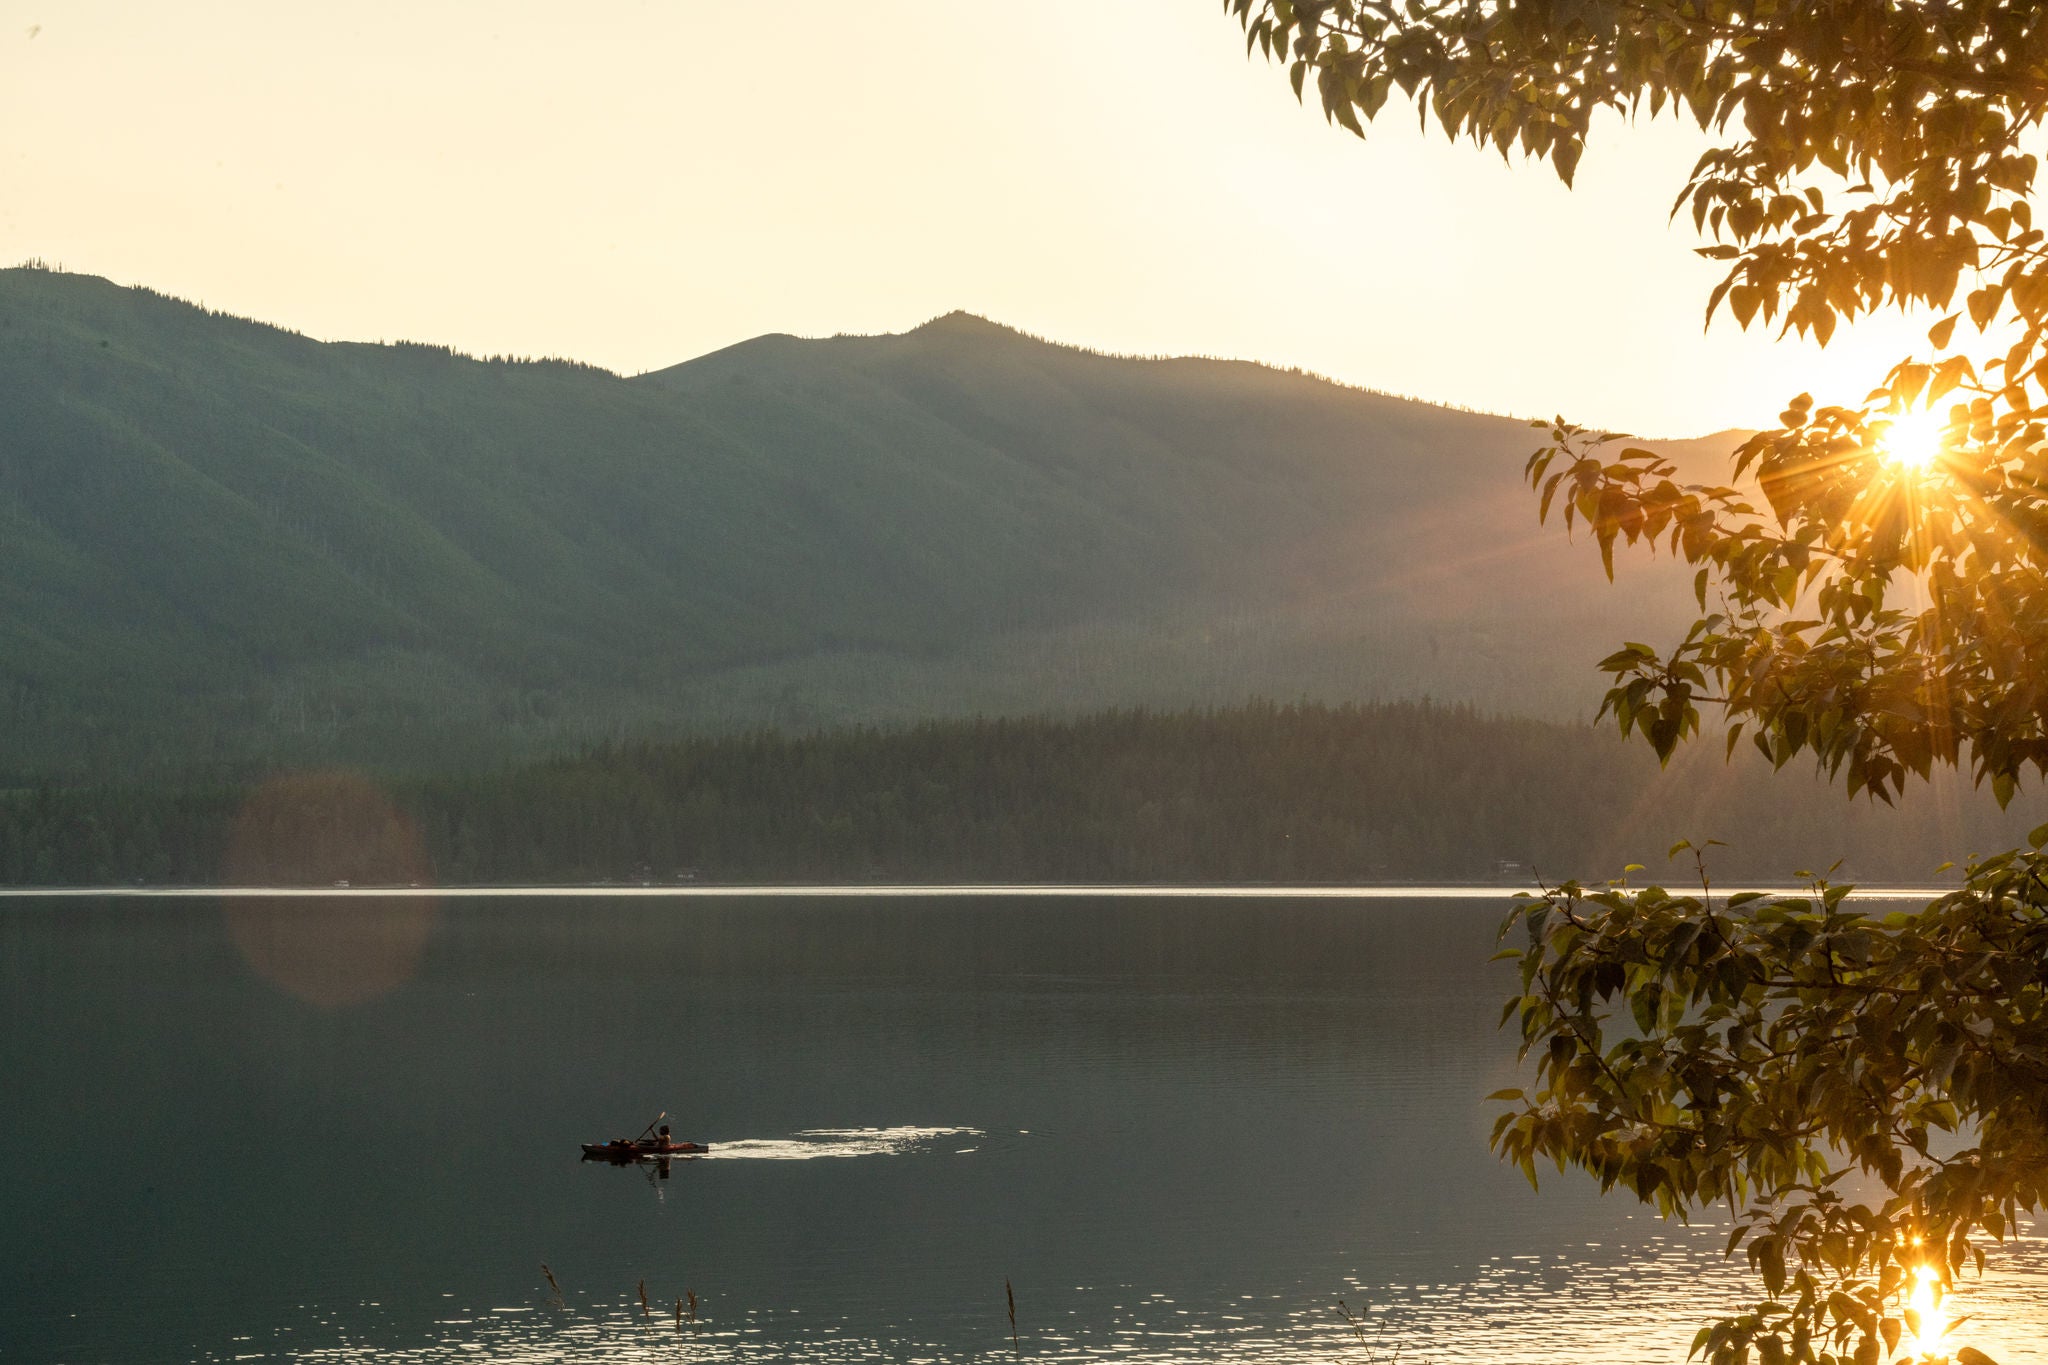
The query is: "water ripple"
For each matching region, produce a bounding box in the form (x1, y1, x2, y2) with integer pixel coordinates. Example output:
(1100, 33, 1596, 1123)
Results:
(699, 1125, 983, 1160)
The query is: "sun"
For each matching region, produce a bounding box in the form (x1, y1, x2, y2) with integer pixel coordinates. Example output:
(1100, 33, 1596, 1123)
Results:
(1879, 408, 1947, 473)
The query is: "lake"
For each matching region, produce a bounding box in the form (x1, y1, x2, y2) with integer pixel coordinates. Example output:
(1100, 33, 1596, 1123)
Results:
(3, 891, 2041, 1363)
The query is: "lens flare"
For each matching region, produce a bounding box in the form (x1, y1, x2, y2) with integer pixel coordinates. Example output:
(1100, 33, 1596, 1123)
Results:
(1880, 408, 1946, 473)
(222, 770, 437, 1008)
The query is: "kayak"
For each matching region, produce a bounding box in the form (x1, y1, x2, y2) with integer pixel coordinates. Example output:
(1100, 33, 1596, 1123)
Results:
(581, 1139, 709, 1160)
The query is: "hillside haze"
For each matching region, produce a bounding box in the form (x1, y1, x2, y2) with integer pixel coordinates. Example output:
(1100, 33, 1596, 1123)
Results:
(0, 267, 1718, 775)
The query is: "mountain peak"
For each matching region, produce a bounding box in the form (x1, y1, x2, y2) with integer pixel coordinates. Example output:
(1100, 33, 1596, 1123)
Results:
(908, 310, 1020, 340)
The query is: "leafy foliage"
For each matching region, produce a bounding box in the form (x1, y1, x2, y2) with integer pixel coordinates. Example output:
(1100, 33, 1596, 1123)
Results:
(1231, 0, 2048, 805)
(1497, 845, 2048, 1365)
(1526, 395, 2048, 808)
(1226, 2, 2048, 1359)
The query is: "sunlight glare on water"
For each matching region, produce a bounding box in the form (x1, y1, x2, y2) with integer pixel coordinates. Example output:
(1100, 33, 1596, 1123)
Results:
(1907, 1262, 1948, 1359)
(193, 1226, 2048, 1364)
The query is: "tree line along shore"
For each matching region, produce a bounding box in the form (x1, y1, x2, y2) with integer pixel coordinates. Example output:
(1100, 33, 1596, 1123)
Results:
(1, 701, 2031, 889)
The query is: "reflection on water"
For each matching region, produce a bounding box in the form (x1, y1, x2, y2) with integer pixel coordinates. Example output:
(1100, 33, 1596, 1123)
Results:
(2, 893, 2041, 1364)
(105, 1225, 2048, 1365)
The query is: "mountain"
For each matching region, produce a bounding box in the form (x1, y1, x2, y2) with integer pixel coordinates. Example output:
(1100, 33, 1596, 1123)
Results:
(0, 267, 1729, 776)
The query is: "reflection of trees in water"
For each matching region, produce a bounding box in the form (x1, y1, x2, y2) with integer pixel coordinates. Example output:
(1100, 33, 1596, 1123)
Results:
(220, 771, 436, 1007)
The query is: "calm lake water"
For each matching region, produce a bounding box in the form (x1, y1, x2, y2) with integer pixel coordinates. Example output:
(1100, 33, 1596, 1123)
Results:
(3, 891, 2042, 1363)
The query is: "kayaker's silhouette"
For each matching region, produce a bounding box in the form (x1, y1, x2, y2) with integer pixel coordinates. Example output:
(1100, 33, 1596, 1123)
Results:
(579, 1113, 708, 1161)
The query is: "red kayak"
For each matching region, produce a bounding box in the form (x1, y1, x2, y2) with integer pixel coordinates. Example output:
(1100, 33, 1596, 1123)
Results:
(581, 1139, 709, 1160)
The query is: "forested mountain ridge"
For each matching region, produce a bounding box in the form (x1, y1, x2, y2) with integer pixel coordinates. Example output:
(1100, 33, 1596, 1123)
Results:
(1, 267, 1727, 775)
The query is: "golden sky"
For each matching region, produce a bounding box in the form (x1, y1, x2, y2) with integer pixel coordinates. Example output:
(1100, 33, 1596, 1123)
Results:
(2, 0, 1931, 435)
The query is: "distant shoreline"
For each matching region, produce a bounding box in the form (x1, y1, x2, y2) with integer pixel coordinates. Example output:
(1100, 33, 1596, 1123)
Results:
(10, 706, 2023, 889)
(0, 882, 1957, 900)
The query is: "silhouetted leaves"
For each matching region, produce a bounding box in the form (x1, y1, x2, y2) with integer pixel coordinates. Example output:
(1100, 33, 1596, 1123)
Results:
(1498, 859, 2040, 1365)
(1229, 4, 2048, 1357)
(1234, 0, 2048, 810)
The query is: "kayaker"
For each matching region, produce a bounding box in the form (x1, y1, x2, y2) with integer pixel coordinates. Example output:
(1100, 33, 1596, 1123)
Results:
(657, 1124, 672, 1150)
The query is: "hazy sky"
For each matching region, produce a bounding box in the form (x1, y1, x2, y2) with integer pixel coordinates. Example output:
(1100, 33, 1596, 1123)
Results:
(3, 0, 1932, 435)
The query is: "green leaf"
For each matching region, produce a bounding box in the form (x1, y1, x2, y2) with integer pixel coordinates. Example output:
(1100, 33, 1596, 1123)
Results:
(1551, 137, 1583, 188)
(1219, 6, 2048, 1356)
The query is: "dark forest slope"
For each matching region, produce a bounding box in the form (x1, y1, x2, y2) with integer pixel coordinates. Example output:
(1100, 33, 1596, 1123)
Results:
(5, 704, 2025, 888)
(0, 268, 1725, 775)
